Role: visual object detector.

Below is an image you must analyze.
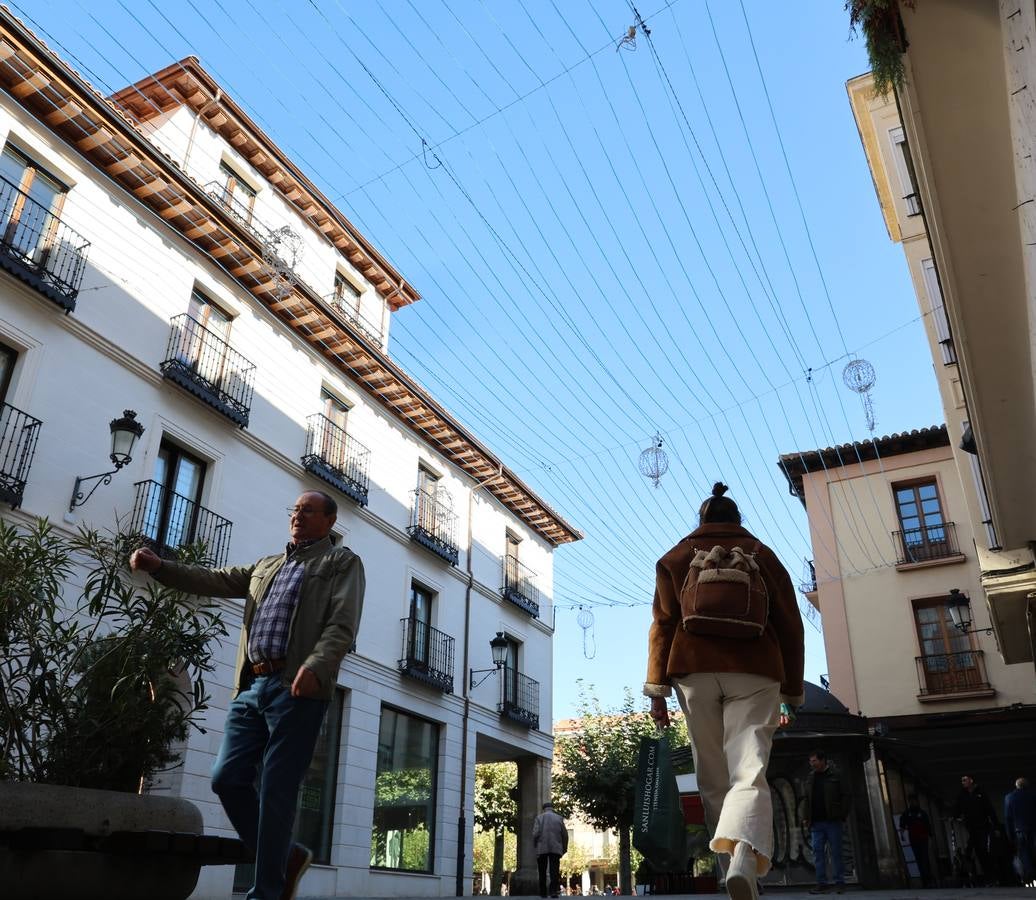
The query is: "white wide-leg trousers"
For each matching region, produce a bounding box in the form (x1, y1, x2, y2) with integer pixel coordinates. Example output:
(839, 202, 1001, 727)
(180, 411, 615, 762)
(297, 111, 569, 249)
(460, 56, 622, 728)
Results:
(671, 671, 780, 875)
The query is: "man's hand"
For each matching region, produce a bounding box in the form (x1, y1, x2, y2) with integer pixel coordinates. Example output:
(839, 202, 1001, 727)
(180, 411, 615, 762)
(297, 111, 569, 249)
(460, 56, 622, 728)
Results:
(779, 702, 796, 728)
(129, 547, 163, 573)
(649, 696, 670, 729)
(291, 665, 321, 698)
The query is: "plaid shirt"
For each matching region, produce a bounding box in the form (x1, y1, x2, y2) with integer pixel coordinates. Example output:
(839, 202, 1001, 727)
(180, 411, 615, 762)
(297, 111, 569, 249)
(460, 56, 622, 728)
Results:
(247, 544, 309, 663)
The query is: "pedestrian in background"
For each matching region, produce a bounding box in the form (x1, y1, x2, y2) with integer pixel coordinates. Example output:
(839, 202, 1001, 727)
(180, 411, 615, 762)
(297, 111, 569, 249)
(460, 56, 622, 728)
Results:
(899, 796, 934, 888)
(802, 750, 850, 894)
(954, 774, 997, 884)
(1006, 777, 1036, 884)
(645, 483, 805, 900)
(131, 490, 364, 900)
(533, 801, 569, 898)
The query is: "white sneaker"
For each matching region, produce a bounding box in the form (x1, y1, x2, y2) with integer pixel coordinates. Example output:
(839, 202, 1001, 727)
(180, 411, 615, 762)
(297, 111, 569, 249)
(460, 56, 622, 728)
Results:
(725, 842, 758, 900)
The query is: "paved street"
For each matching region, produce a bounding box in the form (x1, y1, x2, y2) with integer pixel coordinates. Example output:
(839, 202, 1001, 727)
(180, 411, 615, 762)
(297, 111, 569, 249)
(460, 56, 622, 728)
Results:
(412, 893, 1035, 900)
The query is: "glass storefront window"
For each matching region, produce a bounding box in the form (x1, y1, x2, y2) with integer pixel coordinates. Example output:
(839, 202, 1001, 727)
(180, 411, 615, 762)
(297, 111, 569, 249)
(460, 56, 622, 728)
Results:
(370, 706, 439, 873)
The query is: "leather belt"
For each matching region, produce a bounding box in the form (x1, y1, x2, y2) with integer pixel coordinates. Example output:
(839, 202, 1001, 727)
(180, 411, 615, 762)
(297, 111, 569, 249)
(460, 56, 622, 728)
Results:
(251, 658, 287, 676)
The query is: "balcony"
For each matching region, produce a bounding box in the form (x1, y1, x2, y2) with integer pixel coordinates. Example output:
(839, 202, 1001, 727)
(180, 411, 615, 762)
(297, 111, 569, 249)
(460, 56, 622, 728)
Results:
(893, 521, 964, 567)
(323, 291, 384, 346)
(915, 650, 994, 700)
(160, 314, 256, 427)
(205, 181, 271, 244)
(128, 479, 233, 567)
(501, 556, 540, 618)
(301, 413, 370, 507)
(499, 668, 539, 729)
(0, 174, 89, 311)
(799, 558, 817, 594)
(0, 401, 42, 508)
(397, 616, 454, 694)
(407, 489, 459, 565)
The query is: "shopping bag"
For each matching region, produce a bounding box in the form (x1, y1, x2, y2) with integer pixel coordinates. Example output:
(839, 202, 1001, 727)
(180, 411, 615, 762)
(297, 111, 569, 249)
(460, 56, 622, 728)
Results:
(632, 732, 687, 871)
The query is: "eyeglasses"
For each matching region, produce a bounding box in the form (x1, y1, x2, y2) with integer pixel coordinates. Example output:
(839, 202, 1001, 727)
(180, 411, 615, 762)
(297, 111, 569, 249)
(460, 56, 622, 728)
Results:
(287, 506, 322, 518)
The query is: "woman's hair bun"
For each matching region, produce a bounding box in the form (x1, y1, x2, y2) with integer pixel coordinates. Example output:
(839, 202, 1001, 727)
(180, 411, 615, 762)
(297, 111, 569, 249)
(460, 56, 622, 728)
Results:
(711, 482, 728, 498)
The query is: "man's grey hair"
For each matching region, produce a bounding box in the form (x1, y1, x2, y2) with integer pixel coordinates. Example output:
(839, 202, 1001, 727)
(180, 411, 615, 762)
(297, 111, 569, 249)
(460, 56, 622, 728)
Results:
(1019, 777, 1030, 790)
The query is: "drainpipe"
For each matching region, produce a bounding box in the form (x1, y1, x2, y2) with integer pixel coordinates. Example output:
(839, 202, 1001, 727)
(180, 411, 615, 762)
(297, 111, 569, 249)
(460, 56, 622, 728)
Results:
(183, 88, 222, 173)
(456, 465, 503, 896)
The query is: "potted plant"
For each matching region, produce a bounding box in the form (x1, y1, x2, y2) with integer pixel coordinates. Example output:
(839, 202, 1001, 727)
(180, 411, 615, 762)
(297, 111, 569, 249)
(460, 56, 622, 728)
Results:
(0, 517, 229, 900)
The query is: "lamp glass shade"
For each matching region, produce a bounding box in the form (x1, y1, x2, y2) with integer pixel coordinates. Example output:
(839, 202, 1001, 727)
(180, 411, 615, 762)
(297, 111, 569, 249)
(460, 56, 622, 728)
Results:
(109, 410, 144, 466)
(946, 589, 971, 631)
(489, 632, 509, 667)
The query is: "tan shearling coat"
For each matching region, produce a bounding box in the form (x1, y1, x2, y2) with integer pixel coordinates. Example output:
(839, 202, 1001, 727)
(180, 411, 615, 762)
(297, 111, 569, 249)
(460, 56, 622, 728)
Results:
(644, 523, 804, 706)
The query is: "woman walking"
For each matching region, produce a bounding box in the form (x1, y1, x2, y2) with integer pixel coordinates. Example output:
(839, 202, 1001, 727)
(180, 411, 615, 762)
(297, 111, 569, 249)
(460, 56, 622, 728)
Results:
(644, 484, 804, 900)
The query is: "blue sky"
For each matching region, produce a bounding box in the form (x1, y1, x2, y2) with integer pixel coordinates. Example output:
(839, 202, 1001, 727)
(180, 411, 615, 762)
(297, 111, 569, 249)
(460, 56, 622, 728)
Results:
(22, 0, 944, 717)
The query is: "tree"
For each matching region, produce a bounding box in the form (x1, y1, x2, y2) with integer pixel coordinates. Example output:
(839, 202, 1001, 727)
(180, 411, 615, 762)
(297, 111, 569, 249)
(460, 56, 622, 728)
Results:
(560, 841, 593, 882)
(474, 762, 517, 894)
(552, 683, 689, 894)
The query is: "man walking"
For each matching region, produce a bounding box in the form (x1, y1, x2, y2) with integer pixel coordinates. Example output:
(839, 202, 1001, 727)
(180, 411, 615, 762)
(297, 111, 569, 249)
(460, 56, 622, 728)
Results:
(533, 801, 569, 898)
(899, 796, 934, 888)
(802, 750, 849, 894)
(131, 490, 364, 900)
(954, 774, 997, 884)
(1006, 777, 1036, 884)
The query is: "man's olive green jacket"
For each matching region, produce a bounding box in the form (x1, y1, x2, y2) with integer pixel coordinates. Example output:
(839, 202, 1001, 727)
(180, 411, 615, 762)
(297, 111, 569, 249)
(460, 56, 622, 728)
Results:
(153, 535, 364, 701)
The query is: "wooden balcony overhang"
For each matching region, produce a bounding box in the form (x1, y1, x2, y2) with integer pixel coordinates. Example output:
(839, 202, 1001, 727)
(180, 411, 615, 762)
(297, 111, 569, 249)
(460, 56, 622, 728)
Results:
(0, 8, 581, 546)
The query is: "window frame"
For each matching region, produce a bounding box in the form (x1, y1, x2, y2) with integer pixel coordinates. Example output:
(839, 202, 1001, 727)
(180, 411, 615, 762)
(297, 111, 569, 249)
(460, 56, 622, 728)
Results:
(146, 438, 208, 552)
(407, 580, 435, 665)
(912, 597, 979, 693)
(333, 269, 363, 314)
(369, 705, 441, 874)
(218, 160, 257, 224)
(892, 477, 948, 557)
(0, 144, 69, 257)
(888, 126, 921, 216)
(0, 340, 16, 405)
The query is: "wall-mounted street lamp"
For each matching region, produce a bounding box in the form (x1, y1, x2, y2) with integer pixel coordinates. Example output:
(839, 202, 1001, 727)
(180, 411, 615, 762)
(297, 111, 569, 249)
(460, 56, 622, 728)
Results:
(469, 631, 509, 689)
(946, 588, 994, 636)
(69, 410, 145, 511)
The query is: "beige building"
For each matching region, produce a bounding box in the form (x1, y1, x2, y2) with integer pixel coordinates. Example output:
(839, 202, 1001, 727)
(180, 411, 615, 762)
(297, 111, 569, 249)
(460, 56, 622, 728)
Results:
(780, 427, 1036, 884)
(845, 1, 1036, 669)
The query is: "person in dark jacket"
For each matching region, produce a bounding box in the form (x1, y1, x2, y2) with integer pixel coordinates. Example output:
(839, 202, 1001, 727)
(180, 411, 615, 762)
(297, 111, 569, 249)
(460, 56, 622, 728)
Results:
(533, 802, 569, 898)
(646, 484, 804, 900)
(954, 774, 997, 883)
(1005, 777, 1036, 884)
(802, 750, 850, 894)
(899, 796, 934, 888)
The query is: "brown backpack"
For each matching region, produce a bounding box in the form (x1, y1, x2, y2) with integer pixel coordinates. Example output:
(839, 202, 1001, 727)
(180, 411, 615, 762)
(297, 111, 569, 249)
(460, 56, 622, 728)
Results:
(679, 541, 769, 639)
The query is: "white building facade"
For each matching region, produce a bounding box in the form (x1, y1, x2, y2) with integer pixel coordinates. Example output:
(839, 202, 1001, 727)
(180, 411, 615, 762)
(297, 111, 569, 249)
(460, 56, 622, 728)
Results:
(0, 12, 579, 900)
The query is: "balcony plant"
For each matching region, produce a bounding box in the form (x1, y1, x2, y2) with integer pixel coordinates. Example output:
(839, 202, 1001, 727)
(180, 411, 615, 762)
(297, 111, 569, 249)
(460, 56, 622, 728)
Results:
(0, 517, 229, 900)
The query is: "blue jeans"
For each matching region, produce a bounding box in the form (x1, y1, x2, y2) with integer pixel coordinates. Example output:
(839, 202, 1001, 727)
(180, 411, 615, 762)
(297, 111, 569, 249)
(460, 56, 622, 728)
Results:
(811, 821, 845, 886)
(212, 674, 328, 900)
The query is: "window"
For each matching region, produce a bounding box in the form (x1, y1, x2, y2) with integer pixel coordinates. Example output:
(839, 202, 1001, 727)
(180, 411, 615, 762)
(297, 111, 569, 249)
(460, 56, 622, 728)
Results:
(188, 288, 232, 340)
(0, 144, 67, 259)
(218, 160, 256, 224)
(142, 440, 207, 551)
(319, 387, 350, 468)
(506, 532, 520, 565)
(502, 636, 521, 707)
(178, 288, 233, 384)
(914, 599, 978, 693)
(894, 479, 949, 560)
(235, 689, 344, 888)
(0, 341, 15, 404)
(370, 707, 439, 872)
(333, 270, 362, 314)
(889, 127, 921, 216)
(921, 258, 956, 364)
(408, 581, 434, 665)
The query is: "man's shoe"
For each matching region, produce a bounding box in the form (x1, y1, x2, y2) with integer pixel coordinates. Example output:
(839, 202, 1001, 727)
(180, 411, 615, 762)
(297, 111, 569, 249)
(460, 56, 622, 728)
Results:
(808, 888, 829, 895)
(282, 843, 313, 900)
(834, 887, 845, 894)
(725, 841, 758, 900)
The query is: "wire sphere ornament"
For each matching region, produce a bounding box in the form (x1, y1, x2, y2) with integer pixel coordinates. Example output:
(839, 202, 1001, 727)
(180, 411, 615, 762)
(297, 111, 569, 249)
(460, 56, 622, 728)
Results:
(576, 607, 596, 660)
(842, 358, 877, 432)
(638, 433, 669, 488)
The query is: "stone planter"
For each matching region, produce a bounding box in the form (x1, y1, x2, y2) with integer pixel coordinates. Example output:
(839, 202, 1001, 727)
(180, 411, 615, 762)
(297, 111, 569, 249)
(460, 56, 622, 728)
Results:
(0, 782, 206, 900)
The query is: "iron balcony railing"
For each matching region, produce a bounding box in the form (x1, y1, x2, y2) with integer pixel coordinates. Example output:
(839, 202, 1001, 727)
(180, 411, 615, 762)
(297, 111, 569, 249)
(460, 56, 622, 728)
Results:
(397, 616, 454, 694)
(128, 479, 233, 568)
(916, 650, 991, 697)
(160, 314, 256, 427)
(502, 556, 540, 618)
(799, 558, 817, 594)
(204, 181, 271, 244)
(407, 488, 459, 565)
(893, 521, 961, 565)
(0, 401, 42, 508)
(0, 174, 89, 310)
(323, 291, 384, 345)
(499, 667, 539, 730)
(301, 413, 370, 507)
